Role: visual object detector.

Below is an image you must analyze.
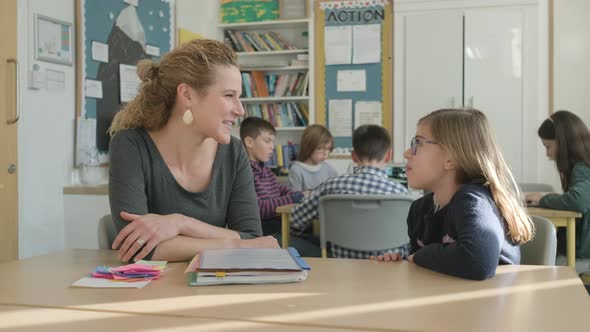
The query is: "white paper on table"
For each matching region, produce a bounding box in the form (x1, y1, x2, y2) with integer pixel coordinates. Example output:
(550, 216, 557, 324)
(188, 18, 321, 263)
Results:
(328, 99, 352, 137)
(85, 79, 103, 99)
(324, 25, 352, 65)
(119, 64, 140, 103)
(91, 41, 109, 63)
(353, 24, 381, 64)
(355, 101, 382, 128)
(337, 70, 366, 92)
(146, 45, 160, 57)
(71, 276, 150, 289)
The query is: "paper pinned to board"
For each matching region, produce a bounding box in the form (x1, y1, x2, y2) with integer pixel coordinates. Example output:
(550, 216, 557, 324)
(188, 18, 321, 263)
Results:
(91, 41, 109, 63)
(85, 79, 103, 99)
(328, 99, 352, 137)
(119, 64, 140, 103)
(353, 24, 381, 64)
(337, 70, 366, 92)
(355, 101, 382, 128)
(75, 117, 97, 166)
(324, 25, 352, 65)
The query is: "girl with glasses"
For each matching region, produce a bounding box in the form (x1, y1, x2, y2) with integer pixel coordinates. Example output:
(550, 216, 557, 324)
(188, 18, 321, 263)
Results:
(372, 108, 534, 280)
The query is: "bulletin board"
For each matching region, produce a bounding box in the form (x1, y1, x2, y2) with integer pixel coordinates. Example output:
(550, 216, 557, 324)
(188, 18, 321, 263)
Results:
(75, 0, 175, 163)
(314, 0, 392, 156)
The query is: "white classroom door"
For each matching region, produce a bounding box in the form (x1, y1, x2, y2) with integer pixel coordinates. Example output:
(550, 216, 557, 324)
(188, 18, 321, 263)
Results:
(464, 8, 524, 179)
(401, 11, 463, 157)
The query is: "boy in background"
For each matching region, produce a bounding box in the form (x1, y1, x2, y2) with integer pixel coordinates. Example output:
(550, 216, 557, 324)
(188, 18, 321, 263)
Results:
(291, 124, 409, 258)
(241, 117, 320, 256)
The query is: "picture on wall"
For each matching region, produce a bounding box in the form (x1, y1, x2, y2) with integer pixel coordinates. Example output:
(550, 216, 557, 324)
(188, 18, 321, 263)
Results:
(34, 14, 73, 65)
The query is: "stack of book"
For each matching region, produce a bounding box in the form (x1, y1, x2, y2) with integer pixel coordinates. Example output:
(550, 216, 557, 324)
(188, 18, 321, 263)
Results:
(265, 142, 299, 169)
(242, 103, 308, 128)
(224, 30, 296, 52)
(185, 247, 310, 286)
(241, 71, 309, 98)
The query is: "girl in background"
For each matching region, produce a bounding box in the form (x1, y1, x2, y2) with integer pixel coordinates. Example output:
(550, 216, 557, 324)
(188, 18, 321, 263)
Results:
(372, 109, 534, 280)
(525, 110, 590, 258)
(288, 124, 338, 191)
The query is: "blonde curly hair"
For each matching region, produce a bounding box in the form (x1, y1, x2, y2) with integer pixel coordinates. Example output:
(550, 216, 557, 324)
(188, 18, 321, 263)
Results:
(108, 38, 237, 135)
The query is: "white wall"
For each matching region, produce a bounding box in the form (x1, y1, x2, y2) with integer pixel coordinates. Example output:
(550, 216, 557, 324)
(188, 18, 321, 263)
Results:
(554, 0, 590, 126)
(17, 0, 76, 258)
(535, 0, 590, 192)
(176, 0, 219, 39)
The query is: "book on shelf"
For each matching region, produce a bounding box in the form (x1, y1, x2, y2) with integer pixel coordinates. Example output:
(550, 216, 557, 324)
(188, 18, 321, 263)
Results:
(241, 72, 309, 98)
(185, 247, 310, 286)
(224, 30, 296, 52)
(241, 103, 308, 128)
(266, 142, 299, 169)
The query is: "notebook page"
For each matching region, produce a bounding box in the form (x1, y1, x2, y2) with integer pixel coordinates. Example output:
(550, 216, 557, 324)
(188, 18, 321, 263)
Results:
(199, 248, 300, 270)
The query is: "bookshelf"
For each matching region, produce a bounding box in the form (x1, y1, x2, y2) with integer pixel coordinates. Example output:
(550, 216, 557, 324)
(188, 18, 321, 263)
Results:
(217, 5, 314, 153)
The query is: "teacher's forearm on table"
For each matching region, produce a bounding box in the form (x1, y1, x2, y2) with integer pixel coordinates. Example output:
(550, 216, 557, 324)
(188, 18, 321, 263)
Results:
(151, 235, 248, 262)
(175, 214, 241, 240)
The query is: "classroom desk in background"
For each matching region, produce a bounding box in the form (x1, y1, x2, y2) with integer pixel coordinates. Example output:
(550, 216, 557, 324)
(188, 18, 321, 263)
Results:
(527, 207, 582, 268)
(276, 203, 295, 248)
(0, 249, 587, 332)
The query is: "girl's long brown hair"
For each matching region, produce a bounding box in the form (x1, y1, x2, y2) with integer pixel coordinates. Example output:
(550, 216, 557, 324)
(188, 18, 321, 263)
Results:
(419, 109, 534, 244)
(108, 39, 237, 135)
(538, 110, 590, 191)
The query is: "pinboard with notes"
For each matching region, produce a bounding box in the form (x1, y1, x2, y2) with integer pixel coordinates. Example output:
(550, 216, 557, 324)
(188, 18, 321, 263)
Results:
(314, 0, 392, 156)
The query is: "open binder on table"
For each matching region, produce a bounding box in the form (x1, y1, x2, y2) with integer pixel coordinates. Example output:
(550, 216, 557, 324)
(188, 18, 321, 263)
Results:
(185, 247, 310, 286)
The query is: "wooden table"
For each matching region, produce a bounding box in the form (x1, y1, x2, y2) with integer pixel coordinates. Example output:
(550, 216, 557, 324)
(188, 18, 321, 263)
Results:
(527, 207, 582, 267)
(276, 203, 295, 248)
(0, 304, 356, 332)
(0, 249, 588, 332)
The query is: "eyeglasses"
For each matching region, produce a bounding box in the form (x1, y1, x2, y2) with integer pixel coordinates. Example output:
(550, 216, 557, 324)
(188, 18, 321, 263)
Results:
(315, 146, 332, 153)
(410, 136, 437, 155)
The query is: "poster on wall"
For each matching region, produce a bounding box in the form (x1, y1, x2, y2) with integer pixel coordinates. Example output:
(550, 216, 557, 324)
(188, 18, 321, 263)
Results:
(34, 14, 73, 65)
(76, 0, 175, 165)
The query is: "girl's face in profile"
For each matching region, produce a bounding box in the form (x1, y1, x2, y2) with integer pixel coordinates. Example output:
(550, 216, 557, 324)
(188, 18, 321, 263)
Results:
(403, 124, 448, 190)
(541, 139, 557, 160)
(194, 65, 244, 144)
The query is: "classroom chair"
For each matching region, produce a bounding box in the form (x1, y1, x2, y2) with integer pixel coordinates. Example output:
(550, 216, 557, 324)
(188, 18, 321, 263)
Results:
(521, 216, 557, 265)
(518, 183, 555, 193)
(319, 194, 414, 258)
(98, 214, 117, 250)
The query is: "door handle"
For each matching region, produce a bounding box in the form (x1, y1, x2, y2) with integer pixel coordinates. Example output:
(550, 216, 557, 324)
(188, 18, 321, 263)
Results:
(7, 164, 16, 174)
(6, 58, 19, 124)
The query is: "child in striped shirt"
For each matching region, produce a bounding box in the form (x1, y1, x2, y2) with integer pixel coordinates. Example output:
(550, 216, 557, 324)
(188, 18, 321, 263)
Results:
(240, 117, 305, 236)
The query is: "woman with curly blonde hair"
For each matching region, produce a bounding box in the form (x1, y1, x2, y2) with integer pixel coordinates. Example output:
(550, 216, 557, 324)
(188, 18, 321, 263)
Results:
(108, 39, 278, 263)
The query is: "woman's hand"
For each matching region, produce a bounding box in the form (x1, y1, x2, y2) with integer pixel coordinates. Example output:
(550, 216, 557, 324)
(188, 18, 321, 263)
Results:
(112, 211, 181, 262)
(525, 192, 544, 206)
(370, 252, 403, 262)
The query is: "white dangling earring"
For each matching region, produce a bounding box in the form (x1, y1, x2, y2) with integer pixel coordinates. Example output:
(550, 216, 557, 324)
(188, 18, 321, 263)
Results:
(182, 106, 194, 125)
